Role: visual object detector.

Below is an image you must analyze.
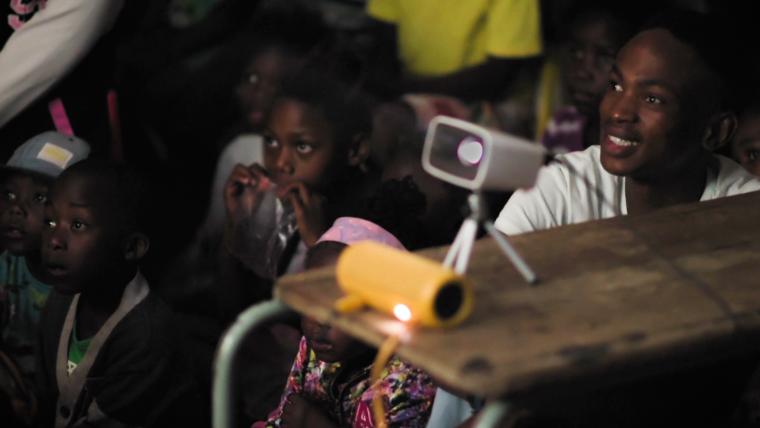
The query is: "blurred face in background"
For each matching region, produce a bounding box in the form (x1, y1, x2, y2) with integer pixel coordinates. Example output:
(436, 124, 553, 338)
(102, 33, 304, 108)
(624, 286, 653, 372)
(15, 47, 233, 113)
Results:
(563, 10, 631, 118)
(236, 47, 298, 131)
(731, 109, 760, 177)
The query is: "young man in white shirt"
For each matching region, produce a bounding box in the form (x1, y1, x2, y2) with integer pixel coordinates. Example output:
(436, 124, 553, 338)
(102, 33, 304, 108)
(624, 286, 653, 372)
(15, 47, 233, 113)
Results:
(430, 10, 760, 428)
(496, 12, 760, 236)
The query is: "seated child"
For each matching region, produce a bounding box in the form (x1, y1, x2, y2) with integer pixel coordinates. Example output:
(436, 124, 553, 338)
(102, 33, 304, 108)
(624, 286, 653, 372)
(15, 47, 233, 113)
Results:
(222, 70, 376, 304)
(730, 101, 760, 177)
(219, 71, 379, 422)
(256, 217, 436, 428)
(496, 10, 760, 236)
(36, 160, 205, 427)
(0, 132, 89, 417)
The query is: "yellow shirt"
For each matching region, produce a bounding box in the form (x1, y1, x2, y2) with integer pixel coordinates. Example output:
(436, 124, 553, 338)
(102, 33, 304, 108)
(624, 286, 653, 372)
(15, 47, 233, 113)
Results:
(367, 0, 543, 77)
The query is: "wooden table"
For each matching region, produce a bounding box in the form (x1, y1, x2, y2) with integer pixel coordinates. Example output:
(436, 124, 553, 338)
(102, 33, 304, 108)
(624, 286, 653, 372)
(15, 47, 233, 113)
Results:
(275, 191, 760, 399)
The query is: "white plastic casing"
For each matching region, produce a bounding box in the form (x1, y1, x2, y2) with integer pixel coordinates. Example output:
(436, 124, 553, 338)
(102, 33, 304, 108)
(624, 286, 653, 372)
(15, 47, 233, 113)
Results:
(422, 115, 547, 191)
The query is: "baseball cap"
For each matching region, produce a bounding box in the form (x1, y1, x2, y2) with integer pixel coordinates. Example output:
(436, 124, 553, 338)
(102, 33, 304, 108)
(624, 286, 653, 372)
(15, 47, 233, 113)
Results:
(5, 131, 90, 178)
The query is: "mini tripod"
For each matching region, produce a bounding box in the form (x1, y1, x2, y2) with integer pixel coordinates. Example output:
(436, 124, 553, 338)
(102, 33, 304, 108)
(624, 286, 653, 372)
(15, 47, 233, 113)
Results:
(443, 192, 538, 284)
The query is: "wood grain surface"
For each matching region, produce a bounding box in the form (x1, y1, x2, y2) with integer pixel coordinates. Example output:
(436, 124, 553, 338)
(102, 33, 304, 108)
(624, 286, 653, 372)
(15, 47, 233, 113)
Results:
(275, 191, 760, 398)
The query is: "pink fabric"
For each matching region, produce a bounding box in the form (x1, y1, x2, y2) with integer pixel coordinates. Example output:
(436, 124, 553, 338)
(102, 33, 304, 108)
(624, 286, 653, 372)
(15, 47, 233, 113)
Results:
(317, 217, 405, 250)
(48, 98, 74, 137)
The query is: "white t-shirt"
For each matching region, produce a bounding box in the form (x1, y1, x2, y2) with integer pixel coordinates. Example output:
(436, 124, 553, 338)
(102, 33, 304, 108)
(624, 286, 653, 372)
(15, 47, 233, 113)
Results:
(495, 145, 760, 235)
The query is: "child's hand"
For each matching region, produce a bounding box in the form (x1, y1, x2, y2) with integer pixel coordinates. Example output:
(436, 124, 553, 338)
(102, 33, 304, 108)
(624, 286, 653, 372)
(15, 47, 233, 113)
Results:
(279, 182, 327, 247)
(281, 394, 337, 428)
(223, 163, 272, 221)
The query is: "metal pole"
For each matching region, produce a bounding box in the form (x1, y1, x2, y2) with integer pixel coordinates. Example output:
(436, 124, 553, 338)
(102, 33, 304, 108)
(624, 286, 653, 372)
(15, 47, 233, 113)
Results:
(212, 299, 290, 428)
(474, 400, 511, 428)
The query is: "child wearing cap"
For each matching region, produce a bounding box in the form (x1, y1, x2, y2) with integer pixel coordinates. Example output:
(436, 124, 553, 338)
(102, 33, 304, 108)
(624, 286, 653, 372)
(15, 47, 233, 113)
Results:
(255, 217, 436, 428)
(0, 131, 89, 416)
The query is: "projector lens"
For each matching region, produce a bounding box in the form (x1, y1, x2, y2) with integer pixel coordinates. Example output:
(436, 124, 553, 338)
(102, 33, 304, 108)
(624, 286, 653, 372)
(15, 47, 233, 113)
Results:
(457, 137, 484, 166)
(435, 282, 463, 320)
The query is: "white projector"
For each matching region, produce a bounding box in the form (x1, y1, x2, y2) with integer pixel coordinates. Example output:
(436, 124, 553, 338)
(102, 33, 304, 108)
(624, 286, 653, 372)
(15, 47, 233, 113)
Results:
(422, 116, 547, 192)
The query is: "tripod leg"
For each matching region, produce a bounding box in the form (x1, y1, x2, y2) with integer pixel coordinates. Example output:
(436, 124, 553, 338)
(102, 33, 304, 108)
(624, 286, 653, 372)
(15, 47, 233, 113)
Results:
(454, 219, 479, 274)
(484, 221, 538, 284)
(443, 222, 466, 268)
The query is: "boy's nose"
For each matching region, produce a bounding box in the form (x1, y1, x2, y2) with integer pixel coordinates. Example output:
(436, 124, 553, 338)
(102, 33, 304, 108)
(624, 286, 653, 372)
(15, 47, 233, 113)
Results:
(7, 202, 26, 218)
(47, 228, 67, 250)
(276, 148, 295, 175)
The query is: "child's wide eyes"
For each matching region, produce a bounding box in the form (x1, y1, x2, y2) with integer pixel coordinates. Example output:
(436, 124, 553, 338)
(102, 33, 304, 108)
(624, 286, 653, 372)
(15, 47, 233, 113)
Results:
(71, 220, 87, 231)
(33, 193, 47, 204)
(263, 135, 279, 149)
(4, 190, 16, 201)
(645, 95, 664, 105)
(609, 80, 623, 92)
(45, 219, 56, 229)
(295, 141, 313, 154)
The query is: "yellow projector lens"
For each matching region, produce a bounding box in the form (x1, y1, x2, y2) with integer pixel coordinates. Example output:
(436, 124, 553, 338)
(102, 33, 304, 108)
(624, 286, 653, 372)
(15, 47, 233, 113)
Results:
(335, 242, 473, 327)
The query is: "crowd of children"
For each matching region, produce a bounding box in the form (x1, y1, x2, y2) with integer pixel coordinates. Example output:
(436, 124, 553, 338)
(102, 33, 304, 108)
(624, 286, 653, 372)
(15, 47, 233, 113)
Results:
(1, 1, 760, 427)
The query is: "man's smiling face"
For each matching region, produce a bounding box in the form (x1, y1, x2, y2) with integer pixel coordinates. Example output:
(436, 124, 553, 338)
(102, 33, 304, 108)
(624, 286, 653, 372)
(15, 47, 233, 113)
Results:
(599, 28, 720, 182)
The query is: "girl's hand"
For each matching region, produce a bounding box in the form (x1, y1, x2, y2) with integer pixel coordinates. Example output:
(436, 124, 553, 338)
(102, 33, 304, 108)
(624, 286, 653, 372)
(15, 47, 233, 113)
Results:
(279, 182, 327, 247)
(223, 163, 272, 221)
(281, 394, 337, 428)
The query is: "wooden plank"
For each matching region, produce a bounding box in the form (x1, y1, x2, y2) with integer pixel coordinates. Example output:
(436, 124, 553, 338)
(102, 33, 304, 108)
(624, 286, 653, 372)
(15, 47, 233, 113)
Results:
(275, 191, 760, 397)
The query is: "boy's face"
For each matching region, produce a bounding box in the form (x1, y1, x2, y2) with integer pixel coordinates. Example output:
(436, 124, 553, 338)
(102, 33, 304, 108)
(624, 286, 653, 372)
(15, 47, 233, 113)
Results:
(731, 110, 760, 177)
(263, 99, 338, 191)
(563, 13, 625, 117)
(41, 174, 125, 295)
(0, 172, 50, 256)
(236, 50, 291, 131)
(599, 29, 717, 182)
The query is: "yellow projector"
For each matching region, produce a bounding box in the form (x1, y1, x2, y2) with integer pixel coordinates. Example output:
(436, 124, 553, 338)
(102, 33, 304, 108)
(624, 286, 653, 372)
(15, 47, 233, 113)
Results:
(335, 242, 473, 327)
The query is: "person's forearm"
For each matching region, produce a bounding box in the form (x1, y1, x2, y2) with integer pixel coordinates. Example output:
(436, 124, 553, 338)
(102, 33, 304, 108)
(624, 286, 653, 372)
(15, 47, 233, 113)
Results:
(0, 0, 124, 127)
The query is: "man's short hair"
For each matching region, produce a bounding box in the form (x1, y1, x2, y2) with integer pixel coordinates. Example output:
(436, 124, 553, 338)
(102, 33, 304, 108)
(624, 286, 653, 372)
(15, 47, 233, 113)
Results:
(641, 9, 746, 112)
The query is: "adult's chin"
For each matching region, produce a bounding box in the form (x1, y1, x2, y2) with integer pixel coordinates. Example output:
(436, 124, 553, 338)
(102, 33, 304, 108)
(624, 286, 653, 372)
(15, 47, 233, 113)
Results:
(600, 151, 634, 177)
(52, 281, 81, 296)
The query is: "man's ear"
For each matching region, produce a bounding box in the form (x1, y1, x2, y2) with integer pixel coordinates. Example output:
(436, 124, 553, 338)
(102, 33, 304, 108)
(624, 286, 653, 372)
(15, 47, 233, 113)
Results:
(347, 133, 371, 169)
(123, 233, 150, 262)
(702, 111, 737, 151)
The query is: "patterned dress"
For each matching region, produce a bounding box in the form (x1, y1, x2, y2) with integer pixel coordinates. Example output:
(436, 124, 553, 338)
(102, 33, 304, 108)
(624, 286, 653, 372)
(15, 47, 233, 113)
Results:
(255, 336, 436, 428)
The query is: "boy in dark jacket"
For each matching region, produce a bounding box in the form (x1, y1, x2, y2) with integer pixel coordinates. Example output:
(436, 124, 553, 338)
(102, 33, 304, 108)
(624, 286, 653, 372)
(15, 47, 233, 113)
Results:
(36, 160, 205, 427)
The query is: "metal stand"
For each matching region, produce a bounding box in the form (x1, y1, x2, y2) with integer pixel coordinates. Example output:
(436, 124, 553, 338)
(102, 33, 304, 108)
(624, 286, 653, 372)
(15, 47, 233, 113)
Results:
(474, 400, 511, 428)
(213, 299, 291, 428)
(443, 193, 537, 284)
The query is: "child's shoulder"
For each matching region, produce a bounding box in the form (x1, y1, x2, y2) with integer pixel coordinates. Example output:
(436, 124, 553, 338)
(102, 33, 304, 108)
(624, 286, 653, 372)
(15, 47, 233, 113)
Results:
(108, 291, 180, 351)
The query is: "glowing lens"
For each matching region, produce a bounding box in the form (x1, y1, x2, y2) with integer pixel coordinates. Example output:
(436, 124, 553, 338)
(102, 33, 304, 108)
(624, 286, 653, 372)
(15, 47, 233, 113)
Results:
(456, 137, 484, 166)
(393, 304, 412, 322)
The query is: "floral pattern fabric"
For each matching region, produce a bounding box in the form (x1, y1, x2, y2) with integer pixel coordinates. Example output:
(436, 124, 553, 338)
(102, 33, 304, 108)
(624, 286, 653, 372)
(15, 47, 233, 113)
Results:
(255, 336, 436, 427)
